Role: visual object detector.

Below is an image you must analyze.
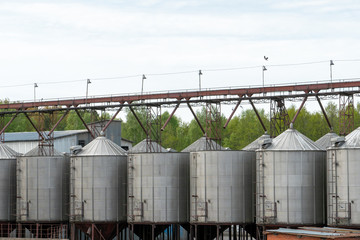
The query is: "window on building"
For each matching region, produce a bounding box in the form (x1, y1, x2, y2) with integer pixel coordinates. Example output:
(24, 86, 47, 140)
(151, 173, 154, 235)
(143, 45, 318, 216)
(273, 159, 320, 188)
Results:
(78, 140, 85, 147)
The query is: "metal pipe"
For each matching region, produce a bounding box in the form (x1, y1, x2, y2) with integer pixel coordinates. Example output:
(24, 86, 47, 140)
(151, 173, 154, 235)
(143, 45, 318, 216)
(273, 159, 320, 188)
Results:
(101, 106, 123, 132)
(291, 95, 308, 124)
(187, 102, 205, 135)
(223, 99, 242, 129)
(74, 109, 95, 139)
(161, 102, 180, 131)
(249, 99, 267, 132)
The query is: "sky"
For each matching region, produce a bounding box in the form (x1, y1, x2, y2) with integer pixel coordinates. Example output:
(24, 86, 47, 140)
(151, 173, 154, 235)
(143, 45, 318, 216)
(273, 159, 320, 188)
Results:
(0, 0, 360, 122)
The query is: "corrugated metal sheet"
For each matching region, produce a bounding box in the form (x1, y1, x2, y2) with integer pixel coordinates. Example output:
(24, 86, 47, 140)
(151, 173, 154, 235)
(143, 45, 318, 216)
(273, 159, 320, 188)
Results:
(181, 137, 225, 152)
(339, 127, 360, 148)
(0, 143, 20, 158)
(129, 139, 167, 153)
(315, 132, 339, 150)
(77, 136, 126, 156)
(265, 127, 322, 151)
(267, 228, 341, 236)
(24, 145, 62, 156)
(4, 130, 88, 142)
(243, 133, 270, 151)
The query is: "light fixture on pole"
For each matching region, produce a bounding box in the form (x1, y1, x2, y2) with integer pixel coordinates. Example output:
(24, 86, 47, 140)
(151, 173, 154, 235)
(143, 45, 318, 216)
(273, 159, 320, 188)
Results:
(141, 74, 146, 96)
(86, 79, 91, 105)
(34, 83, 38, 102)
(262, 66, 267, 93)
(199, 70, 202, 91)
(330, 60, 334, 82)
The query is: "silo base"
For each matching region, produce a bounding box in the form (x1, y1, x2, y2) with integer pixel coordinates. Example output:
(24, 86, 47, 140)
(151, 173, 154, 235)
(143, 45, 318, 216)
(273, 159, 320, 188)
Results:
(189, 223, 256, 240)
(70, 222, 127, 240)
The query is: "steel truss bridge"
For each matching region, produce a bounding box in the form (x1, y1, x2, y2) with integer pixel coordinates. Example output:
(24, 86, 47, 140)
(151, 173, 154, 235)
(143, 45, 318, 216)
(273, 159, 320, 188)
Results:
(0, 79, 359, 150)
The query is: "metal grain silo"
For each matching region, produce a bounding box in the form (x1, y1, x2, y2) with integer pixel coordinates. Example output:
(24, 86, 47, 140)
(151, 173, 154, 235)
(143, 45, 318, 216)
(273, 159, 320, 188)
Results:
(243, 133, 270, 151)
(128, 152, 189, 223)
(182, 137, 225, 152)
(315, 132, 339, 150)
(256, 126, 326, 226)
(129, 139, 167, 153)
(327, 127, 360, 226)
(16, 145, 69, 222)
(0, 143, 20, 222)
(189, 150, 254, 224)
(70, 135, 127, 223)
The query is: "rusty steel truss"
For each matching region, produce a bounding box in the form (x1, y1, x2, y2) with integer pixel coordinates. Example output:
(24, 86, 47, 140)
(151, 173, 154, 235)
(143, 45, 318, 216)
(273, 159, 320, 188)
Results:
(0, 79, 359, 142)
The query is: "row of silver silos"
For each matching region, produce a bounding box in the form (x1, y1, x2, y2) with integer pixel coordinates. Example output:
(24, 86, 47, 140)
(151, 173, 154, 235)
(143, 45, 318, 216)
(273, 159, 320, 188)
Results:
(0, 125, 359, 229)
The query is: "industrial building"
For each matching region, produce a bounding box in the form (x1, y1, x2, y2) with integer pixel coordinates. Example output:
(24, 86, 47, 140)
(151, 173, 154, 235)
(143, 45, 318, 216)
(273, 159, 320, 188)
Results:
(2, 120, 133, 153)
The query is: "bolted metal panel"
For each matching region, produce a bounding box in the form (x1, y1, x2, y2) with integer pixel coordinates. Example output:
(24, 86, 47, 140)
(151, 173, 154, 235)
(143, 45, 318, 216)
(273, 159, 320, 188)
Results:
(256, 150, 326, 225)
(70, 155, 128, 222)
(69, 136, 128, 222)
(16, 147, 69, 222)
(327, 127, 360, 226)
(256, 127, 326, 225)
(127, 153, 190, 223)
(0, 143, 19, 221)
(190, 151, 255, 224)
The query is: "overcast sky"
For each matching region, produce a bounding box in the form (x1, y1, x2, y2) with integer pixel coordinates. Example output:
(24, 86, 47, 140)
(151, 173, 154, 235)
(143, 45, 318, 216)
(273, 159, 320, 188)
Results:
(0, 0, 360, 121)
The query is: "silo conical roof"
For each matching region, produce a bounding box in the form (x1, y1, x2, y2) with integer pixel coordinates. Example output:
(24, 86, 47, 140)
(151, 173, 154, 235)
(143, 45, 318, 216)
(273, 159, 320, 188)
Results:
(0, 143, 20, 158)
(265, 128, 323, 151)
(24, 145, 62, 156)
(315, 132, 339, 150)
(338, 127, 360, 148)
(181, 137, 225, 152)
(77, 136, 127, 156)
(243, 133, 270, 151)
(129, 139, 167, 153)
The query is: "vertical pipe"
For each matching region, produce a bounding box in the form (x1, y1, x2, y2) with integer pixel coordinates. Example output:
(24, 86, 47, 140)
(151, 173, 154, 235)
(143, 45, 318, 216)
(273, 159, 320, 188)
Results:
(217, 225, 219, 240)
(152, 225, 155, 240)
(91, 224, 94, 240)
(229, 225, 232, 240)
(233, 224, 236, 240)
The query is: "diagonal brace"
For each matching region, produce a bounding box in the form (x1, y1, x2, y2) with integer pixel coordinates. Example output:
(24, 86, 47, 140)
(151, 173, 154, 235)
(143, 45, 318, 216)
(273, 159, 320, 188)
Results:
(187, 102, 205, 135)
(0, 112, 20, 136)
(223, 99, 242, 129)
(48, 109, 70, 136)
(129, 106, 148, 136)
(24, 113, 47, 140)
(102, 106, 123, 132)
(249, 99, 267, 132)
(75, 109, 95, 139)
(161, 102, 180, 131)
(291, 96, 308, 124)
(316, 95, 332, 130)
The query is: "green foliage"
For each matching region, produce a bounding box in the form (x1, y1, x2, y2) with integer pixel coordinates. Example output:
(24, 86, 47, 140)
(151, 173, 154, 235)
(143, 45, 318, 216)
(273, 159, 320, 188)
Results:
(0, 98, 357, 151)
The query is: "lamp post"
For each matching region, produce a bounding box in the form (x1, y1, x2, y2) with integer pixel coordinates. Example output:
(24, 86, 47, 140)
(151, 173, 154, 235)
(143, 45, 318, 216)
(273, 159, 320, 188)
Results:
(86, 79, 91, 105)
(141, 74, 146, 96)
(262, 66, 267, 94)
(34, 83, 38, 102)
(199, 70, 202, 91)
(330, 60, 334, 82)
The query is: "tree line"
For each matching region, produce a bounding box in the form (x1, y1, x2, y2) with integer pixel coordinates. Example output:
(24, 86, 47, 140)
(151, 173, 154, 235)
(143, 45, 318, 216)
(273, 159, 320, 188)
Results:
(1, 100, 359, 152)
